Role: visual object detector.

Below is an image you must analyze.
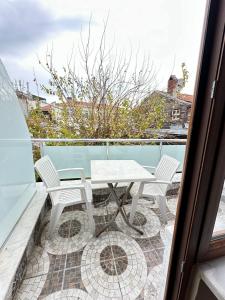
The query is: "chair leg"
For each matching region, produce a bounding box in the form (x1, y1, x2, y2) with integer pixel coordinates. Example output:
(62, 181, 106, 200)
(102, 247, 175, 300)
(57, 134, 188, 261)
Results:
(156, 195, 168, 224)
(86, 202, 95, 235)
(130, 194, 139, 224)
(48, 203, 64, 239)
(130, 182, 144, 224)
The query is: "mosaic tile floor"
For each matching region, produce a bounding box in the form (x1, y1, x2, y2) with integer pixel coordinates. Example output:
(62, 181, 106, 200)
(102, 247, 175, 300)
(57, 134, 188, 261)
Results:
(14, 194, 178, 300)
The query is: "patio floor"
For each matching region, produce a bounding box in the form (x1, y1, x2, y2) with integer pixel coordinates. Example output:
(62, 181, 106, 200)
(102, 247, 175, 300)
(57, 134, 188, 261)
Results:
(14, 191, 178, 300)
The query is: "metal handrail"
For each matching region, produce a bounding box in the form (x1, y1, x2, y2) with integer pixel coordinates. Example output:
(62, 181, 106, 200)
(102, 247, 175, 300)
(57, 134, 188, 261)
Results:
(30, 138, 187, 143)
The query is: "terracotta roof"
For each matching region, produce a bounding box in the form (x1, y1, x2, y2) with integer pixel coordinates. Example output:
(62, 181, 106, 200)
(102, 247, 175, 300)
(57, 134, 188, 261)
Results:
(65, 99, 107, 108)
(177, 93, 194, 103)
(154, 91, 192, 106)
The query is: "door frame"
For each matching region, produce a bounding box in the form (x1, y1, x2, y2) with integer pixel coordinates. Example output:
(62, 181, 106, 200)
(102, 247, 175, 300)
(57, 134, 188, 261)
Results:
(164, 0, 225, 299)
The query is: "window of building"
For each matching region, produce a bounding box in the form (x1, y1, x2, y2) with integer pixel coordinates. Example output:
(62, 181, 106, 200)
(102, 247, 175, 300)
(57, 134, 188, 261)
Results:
(172, 109, 180, 120)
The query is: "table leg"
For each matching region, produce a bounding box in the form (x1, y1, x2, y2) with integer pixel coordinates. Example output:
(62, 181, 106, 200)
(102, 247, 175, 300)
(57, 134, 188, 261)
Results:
(96, 182, 143, 237)
(109, 183, 143, 235)
(94, 183, 118, 208)
(96, 183, 120, 237)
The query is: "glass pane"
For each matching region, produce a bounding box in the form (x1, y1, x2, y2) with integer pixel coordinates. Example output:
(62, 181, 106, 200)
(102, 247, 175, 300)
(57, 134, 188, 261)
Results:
(42, 143, 186, 178)
(43, 145, 108, 178)
(0, 61, 36, 247)
(1, 0, 206, 298)
(212, 179, 225, 237)
(108, 145, 161, 165)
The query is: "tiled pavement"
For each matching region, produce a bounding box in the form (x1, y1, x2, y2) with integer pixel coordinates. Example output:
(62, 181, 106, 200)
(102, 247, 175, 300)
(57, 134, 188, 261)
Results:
(15, 193, 178, 300)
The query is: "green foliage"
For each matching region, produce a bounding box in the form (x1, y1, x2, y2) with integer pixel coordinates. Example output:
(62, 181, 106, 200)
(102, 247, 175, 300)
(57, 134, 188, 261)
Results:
(181, 62, 189, 87)
(177, 62, 189, 92)
(26, 105, 56, 138)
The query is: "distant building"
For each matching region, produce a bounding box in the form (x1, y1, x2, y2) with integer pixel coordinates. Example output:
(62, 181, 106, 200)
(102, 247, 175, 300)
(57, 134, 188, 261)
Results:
(145, 75, 193, 137)
(145, 75, 193, 138)
(16, 90, 48, 117)
(16, 90, 64, 122)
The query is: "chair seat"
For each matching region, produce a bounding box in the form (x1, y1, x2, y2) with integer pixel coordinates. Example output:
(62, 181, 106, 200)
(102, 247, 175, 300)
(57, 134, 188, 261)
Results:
(62, 179, 129, 190)
(52, 182, 92, 206)
(131, 182, 164, 197)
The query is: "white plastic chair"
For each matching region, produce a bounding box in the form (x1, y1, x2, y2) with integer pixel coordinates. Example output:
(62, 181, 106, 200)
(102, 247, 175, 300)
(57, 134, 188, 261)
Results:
(35, 155, 95, 239)
(130, 155, 180, 224)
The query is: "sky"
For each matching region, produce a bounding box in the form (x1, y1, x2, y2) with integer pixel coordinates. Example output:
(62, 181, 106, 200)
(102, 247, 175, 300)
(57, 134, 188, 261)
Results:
(0, 0, 207, 101)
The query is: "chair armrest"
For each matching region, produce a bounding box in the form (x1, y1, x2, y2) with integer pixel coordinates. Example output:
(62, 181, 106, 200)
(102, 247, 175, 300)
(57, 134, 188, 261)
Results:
(145, 180, 172, 185)
(142, 165, 156, 172)
(57, 168, 85, 182)
(47, 185, 85, 193)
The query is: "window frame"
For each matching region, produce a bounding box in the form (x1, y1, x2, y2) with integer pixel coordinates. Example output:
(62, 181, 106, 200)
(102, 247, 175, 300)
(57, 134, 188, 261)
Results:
(164, 0, 225, 299)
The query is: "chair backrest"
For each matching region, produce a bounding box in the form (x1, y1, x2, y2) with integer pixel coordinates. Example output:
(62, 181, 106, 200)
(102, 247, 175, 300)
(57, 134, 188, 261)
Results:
(35, 155, 60, 188)
(155, 155, 180, 195)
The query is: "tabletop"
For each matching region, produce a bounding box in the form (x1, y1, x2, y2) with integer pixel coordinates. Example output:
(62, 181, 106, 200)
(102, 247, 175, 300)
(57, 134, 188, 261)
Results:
(91, 160, 155, 184)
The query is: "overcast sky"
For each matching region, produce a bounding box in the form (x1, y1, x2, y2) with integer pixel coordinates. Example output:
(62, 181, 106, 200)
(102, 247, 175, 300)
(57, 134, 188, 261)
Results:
(0, 0, 207, 101)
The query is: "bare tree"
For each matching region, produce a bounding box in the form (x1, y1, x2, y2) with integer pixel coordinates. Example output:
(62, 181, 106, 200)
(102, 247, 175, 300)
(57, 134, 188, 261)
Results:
(39, 20, 165, 138)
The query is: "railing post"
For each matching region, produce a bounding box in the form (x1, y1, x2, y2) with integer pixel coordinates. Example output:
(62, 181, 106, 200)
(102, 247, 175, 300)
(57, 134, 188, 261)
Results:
(160, 141, 163, 159)
(40, 142, 44, 157)
(106, 140, 109, 160)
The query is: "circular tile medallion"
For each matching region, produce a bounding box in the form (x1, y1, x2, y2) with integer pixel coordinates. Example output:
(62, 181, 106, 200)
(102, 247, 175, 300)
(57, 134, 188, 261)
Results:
(115, 199, 161, 238)
(43, 288, 93, 299)
(41, 211, 93, 255)
(127, 211, 147, 226)
(81, 231, 147, 299)
(100, 245, 128, 276)
(58, 219, 81, 238)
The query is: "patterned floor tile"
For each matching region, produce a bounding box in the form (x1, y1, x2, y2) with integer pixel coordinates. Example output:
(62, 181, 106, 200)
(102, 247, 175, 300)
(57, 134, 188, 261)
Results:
(48, 254, 66, 273)
(63, 267, 86, 290)
(144, 264, 163, 299)
(135, 237, 154, 252)
(144, 250, 163, 272)
(14, 274, 47, 300)
(66, 250, 83, 269)
(15, 193, 180, 300)
(115, 200, 161, 239)
(150, 232, 164, 250)
(25, 246, 50, 279)
(81, 231, 147, 300)
(42, 288, 93, 299)
(92, 205, 108, 217)
(41, 211, 93, 255)
(167, 197, 178, 216)
(40, 270, 63, 297)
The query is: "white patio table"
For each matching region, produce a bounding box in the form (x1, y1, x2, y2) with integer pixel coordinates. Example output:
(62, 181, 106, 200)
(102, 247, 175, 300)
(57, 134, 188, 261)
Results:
(91, 160, 155, 236)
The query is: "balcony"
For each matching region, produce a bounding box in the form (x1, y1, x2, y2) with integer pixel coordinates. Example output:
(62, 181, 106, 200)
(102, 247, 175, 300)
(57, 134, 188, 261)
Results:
(1, 59, 224, 300)
(0, 137, 182, 300)
(2, 141, 225, 300)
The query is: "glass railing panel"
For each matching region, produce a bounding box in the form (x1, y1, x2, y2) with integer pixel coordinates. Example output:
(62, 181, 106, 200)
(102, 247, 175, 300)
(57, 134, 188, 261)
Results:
(43, 145, 108, 178)
(42, 143, 186, 179)
(108, 145, 161, 166)
(0, 61, 36, 248)
(162, 144, 186, 172)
